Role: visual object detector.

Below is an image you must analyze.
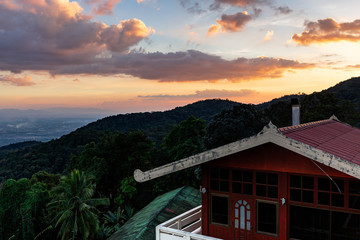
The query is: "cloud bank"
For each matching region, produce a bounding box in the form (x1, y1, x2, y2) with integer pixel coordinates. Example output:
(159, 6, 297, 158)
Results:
(53, 50, 314, 82)
(292, 18, 360, 45)
(0, 0, 154, 73)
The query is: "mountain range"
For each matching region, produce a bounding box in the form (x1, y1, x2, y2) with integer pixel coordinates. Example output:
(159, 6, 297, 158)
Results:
(0, 76, 359, 182)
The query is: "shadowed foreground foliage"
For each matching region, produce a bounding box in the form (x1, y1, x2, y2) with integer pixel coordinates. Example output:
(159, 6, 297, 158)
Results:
(48, 169, 109, 240)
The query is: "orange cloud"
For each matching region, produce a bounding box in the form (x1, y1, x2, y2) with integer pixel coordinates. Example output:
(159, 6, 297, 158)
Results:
(263, 30, 274, 41)
(86, 0, 121, 15)
(207, 12, 252, 37)
(292, 18, 360, 45)
(0, 75, 35, 86)
(0, 0, 154, 73)
(53, 50, 314, 82)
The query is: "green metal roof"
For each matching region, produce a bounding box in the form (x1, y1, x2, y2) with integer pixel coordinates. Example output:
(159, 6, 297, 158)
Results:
(108, 186, 201, 240)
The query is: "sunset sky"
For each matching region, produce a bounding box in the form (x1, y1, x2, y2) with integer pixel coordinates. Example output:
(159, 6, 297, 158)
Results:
(0, 0, 360, 113)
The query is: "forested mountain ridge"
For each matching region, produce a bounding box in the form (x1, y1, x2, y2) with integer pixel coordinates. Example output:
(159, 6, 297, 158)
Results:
(322, 76, 360, 109)
(76, 99, 241, 143)
(0, 99, 240, 181)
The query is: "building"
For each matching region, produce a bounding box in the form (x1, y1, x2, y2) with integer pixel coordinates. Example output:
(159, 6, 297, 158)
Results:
(134, 116, 360, 240)
(108, 186, 201, 240)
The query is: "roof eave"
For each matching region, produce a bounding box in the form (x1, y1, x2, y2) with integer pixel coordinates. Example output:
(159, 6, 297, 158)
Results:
(134, 122, 360, 182)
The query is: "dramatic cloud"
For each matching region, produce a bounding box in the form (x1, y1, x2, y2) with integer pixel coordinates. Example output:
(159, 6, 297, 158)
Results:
(0, 0, 154, 73)
(207, 12, 252, 37)
(138, 89, 257, 99)
(85, 0, 122, 15)
(263, 30, 274, 41)
(53, 50, 314, 82)
(292, 18, 360, 45)
(0, 75, 35, 86)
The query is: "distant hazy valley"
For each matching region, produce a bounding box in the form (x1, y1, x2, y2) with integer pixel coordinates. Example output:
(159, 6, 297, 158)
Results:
(0, 108, 114, 147)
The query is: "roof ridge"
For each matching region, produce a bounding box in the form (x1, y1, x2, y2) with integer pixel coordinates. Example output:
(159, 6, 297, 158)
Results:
(279, 118, 335, 133)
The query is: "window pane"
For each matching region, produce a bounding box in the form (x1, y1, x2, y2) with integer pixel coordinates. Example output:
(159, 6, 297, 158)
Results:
(211, 168, 219, 179)
(220, 181, 229, 192)
(243, 171, 253, 183)
(243, 183, 253, 195)
(303, 190, 314, 203)
(349, 195, 360, 210)
(210, 180, 218, 191)
(232, 182, 242, 194)
(318, 178, 330, 191)
(318, 192, 330, 205)
(332, 179, 344, 193)
(257, 201, 277, 234)
(332, 193, 344, 207)
(290, 205, 330, 240)
(211, 195, 228, 225)
(290, 175, 301, 188)
(256, 185, 266, 197)
(332, 211, 360, 240)
(349, 181, 360, 194)
(303, 176, 314, 189)
(220, 168, 229, 180)
(256, 172, 266, 184)
(232, 170, 242, 181)
(290, 189, 301, 201)
(268, 173, 278, 185)
(240, 206, 245, 230)
(268, 186, 278, 199)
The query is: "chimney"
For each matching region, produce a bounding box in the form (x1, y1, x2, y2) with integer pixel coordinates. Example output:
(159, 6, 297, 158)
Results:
(291, 98, 300, 126)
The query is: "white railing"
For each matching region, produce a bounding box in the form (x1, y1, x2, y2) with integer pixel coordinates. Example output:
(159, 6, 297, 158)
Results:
(156, 205, 222, 240)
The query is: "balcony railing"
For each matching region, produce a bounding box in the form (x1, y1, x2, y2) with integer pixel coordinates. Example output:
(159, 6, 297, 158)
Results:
(156, 205, 222, 240)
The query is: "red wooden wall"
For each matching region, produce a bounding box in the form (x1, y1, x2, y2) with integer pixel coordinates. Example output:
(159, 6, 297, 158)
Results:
(200, 143, 354, 240)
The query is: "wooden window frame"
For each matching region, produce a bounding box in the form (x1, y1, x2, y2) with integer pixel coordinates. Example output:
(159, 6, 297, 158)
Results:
(288, 174, 360, 213)
(210, 167, 230, 193)
(255, 171, 279, 199)
(256, 199, 279, 237)
(210, 193, 230, 227)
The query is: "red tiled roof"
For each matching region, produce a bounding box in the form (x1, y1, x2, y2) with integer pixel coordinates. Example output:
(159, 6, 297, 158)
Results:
(279, 118, 360, 165)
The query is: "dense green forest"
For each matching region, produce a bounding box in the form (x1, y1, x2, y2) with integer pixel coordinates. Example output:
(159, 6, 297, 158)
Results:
(1, 77, 360, 239)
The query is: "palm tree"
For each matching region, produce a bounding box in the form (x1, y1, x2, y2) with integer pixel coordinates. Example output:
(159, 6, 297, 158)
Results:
(48, 169, 109, 240)
(101, 206, 134, 237)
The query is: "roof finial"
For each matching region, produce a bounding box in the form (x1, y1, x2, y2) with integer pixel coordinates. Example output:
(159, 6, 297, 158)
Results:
(330, 115, 340, 121)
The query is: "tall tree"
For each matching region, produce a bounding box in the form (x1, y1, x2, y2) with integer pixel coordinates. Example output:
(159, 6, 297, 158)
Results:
(205, 104, 268, 149)
(163, 116, 207, 161)
(48, 169, 109, 240)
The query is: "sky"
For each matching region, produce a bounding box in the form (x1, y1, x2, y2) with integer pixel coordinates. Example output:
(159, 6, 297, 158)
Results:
(0, 0, 360, 113)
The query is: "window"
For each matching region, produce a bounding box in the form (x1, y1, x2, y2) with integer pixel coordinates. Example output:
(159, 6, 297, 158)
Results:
(318, 177, 344, 207)
(256, 200, 278, 236)
(210, 168, 229, 192)
(290, 205, 330, 240)
(256, 172, 278, 199)
(234, 200, 251, 231)
(211, 194, 229, 225)
(289, 205, 360, 240)
(232, 170, 253, 195)
(289, 175, 314, 203)
(349, 180, 360, 210)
